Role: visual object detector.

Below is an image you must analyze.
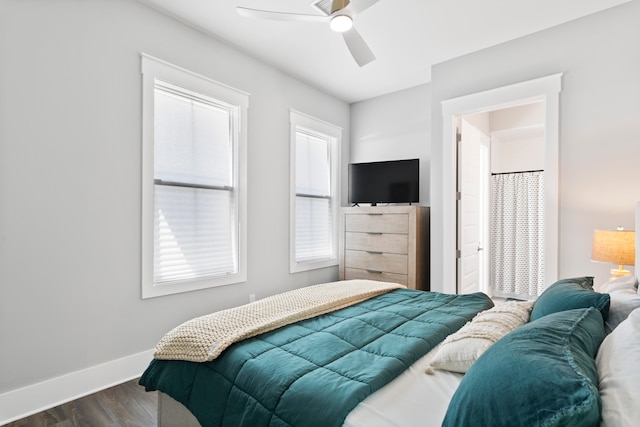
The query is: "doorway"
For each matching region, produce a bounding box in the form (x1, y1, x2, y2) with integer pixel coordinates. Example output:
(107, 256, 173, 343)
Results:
(457, 103, 546, 298)
(440, 74, 562, 296)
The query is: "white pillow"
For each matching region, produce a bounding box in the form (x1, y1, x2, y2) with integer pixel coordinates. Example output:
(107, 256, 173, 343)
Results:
(593, 274, 640, 333)
(595, 274, 638, 293)
(605, 288, 640, 334)
(596, 307, 640, 427)
(426, 300, 533, 374)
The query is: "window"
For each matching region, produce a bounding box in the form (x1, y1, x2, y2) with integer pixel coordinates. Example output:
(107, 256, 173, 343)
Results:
(290, 110, 341, 273)
(141, 54, 248, 298)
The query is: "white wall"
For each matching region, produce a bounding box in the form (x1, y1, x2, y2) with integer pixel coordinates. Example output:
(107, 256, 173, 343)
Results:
(0, 0, 349, 410)
(430, 0, 640, 291)
(461, 112, 490, 134)
(490, 102, 545, 131)
(490, 104, 545, 173)
(491, 136, 545, 173)
(350, 84, 431, 205)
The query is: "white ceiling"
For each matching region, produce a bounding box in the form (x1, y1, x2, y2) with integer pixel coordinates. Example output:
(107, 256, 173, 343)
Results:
(138, 0, 629, 103)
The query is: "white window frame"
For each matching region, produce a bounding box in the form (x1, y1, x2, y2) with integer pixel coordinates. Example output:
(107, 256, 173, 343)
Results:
(141, 54, 249, 299)
(289, 110, 341, 273)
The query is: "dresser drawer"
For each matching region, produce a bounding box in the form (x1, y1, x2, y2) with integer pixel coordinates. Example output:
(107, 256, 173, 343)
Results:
(345, 232, 408, 254)
(345, 213, 409, 234)
(344, 250, 408, 275)
(344, 268, 408, 286)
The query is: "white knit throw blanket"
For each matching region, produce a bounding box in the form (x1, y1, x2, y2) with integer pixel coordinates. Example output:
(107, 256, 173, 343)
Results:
(154, 280, 405, 362)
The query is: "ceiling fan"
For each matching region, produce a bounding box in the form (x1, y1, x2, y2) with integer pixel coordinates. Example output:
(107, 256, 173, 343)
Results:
(236, 0, 380, 67)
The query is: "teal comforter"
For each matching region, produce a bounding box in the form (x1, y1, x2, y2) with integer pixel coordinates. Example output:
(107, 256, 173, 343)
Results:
(140, 289, 493, 427)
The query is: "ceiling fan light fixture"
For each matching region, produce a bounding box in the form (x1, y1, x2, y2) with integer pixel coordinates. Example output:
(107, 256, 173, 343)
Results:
(330, 0, 350, 14)
(330, 15, 353, 32)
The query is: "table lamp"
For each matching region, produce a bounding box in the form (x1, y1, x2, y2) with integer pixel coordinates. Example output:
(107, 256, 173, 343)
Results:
(591, 227, 636, 280)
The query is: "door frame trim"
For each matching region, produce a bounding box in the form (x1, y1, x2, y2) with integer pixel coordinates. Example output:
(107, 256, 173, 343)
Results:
(440, 74, 562, 295)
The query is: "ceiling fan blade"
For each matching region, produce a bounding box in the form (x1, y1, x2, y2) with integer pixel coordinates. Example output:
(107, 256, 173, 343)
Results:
(342, 27, 375, 67)
(348, 0, 380, 15)
(330, 0, 350, 14)
(236, 7, 329, 23)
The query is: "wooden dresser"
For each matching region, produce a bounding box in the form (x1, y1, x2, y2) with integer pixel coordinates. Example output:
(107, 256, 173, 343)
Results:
(339, 206, 430, 290)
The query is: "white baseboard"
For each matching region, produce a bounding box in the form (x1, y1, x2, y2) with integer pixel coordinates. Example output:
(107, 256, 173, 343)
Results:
(0, 348, 155, 426)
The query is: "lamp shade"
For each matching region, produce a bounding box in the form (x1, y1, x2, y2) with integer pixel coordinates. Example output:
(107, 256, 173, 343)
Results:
(591, 229, 636, 266)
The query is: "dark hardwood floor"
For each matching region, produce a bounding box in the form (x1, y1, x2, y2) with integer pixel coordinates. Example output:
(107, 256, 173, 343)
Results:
(5, 379, 157, 427)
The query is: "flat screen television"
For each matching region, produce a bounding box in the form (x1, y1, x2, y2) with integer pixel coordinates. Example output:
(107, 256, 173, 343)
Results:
(348, 159, 419, 206)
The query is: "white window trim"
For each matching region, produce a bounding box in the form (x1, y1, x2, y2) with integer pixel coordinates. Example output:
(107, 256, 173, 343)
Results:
(289, 110, 341, 273)
(141, 53, 249, 298)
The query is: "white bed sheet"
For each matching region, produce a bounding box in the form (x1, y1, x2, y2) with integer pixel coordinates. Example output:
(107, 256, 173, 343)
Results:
(343, 344, 462, 427)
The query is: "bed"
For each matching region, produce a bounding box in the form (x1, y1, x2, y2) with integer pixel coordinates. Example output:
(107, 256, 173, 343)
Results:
(140, 203, 640, 427)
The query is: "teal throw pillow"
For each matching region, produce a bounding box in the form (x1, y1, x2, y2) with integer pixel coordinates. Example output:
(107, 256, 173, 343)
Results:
(530, 276, 609, 321)
(442, 307, 605, 427)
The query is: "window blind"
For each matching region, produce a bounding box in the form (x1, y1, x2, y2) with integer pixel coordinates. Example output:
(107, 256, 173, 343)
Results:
(153, 82, 238, 284)
(295, 131, 332, 262)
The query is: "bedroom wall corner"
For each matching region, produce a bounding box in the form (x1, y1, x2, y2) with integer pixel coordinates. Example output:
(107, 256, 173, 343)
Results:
(349, 83, 432, 206)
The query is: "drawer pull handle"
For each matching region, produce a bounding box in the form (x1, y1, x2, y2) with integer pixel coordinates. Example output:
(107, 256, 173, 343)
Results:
(366, 269, 383, 274)
(367, 232, 383, 235)
(367, 251, 383, 255)
(367, 213, 383, 216)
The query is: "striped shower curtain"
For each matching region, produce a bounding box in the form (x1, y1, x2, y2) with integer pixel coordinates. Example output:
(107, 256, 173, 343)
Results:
(490, 171, 545, 299)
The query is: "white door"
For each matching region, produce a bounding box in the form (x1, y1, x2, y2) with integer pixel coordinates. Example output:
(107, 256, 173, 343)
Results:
(457, 119, 489, 294)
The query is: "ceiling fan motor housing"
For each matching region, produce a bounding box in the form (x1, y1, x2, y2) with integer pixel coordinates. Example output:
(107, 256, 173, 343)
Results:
(330, 0, 351, 14)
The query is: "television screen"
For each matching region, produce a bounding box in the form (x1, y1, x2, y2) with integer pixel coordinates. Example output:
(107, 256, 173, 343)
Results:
(348, 159, 419, 205)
